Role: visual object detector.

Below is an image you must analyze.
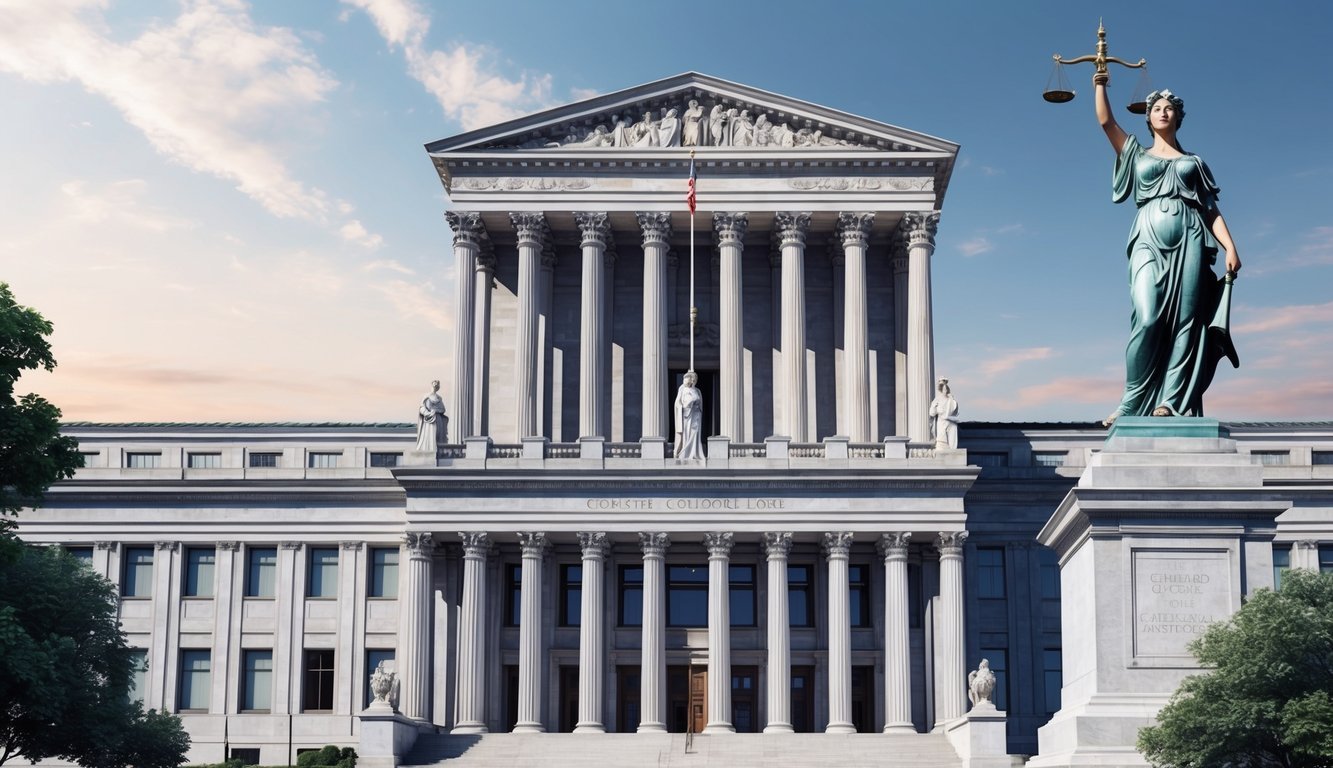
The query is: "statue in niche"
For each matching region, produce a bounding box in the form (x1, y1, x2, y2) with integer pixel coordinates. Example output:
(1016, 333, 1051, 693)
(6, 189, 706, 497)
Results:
(682, 99, 705, 146)
(416, 379, 448, 450)
(968, 659, 997, 709)
(630, 110, 659, 147)
(708, 104, 728, 147)
(929, 377, 959, 450)
(674, 371, 705, 460)
(657, 107, 682, 147)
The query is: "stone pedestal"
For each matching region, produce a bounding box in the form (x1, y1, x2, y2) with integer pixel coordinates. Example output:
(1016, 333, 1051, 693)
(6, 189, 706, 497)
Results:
(1028, 418, 1287, 768)
(944, 703, 1009, 768)
(358, 705, 423, 768)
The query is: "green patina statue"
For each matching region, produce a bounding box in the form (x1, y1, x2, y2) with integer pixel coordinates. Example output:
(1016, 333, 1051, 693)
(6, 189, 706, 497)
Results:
(1095, 74, 1241, 426)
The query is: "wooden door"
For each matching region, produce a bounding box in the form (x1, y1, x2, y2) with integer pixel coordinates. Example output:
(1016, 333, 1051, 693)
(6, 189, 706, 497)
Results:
(689, 666, 708, 733)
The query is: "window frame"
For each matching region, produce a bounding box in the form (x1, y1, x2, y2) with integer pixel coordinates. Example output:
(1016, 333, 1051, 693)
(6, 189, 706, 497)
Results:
(122, 546, 154, 598)
(186, 452, 222, 469)
(787, 563, 815, 628)
(368, 547, 399, 598)
(183, 547, 216, 598)
(559, 563, 583, 627)
(302, 649, 336, 712)
(248, 451, 281, 468)
(245, 547, 278, 598)
(306, 546, 339, 599)
(848, 563, 872, 629)
(240, 649, 273, 713)
(177, 649, 211, 713)
(125, 452, 161, 469)
(619, 564, 644, 627)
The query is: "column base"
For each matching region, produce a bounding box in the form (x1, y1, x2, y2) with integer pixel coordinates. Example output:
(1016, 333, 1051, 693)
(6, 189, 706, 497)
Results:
(573, 723, 605, 733)
(882, 722, 917, 734)
(451, 723, 489, 735)
(512, 722, 546, 733)
(637, 722, 667, 733)
(763, 723, 794, 733)
(825, 723, 857, 734)
(703, 723, 736, 734)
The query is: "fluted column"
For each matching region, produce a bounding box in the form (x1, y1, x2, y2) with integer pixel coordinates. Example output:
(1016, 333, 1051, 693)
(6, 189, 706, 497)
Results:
(514, 532, 548, 732)
(511, 213, 547, 439)
(575, 213, 610, 438)
(935, 531, 968, 725)
(639, 213, 672, 439)
(763, 532, 794, 733)
(891, 244, 909, 437)
(714, 213, 749, 440)
(453, 532, 490, 733)
(638, 533, 670, 732)
(473, 248, 496, 438)
(575, 532, 610, 732)
(397, 533, 434, 721)
(824, 532, 856, 733)
(775, 212, 811, 441)
(704, 532, 735, 733)
(445, 213, 485, 442)
(903, 212, 940, 443)
(838, 213, 875, 442)
(879, 533, 914, 732)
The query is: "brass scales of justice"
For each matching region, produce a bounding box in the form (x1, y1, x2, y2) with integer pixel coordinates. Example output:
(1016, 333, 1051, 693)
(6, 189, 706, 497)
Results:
(1043, 21, 1152, 114)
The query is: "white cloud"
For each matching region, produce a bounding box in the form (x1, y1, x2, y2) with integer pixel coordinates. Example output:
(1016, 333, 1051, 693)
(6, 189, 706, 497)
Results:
(60, 179, 193, 232)
(363, 259, 416, 275)
(342, 0, 554, 130)
(374, 278, 452, 331)
(339, 219, 385, 249)
(979, 347, 1055, 378)
(958, 237, 993, 257)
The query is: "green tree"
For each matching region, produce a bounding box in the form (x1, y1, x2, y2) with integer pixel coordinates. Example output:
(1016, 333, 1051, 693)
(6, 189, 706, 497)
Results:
(0, 282, 81, 530)
(1138, 568, 1333, 768)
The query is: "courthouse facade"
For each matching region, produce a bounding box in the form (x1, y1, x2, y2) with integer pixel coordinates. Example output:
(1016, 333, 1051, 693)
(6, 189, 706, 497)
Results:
(17, 74, 1333, 765)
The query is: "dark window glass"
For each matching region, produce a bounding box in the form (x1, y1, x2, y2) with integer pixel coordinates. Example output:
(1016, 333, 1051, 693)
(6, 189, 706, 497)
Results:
(505, 563, 521, 626)
(1274, 547, 1291, 590)
(248, 452, 280, 468)
(241, 650, 273, 711)
(1321, 546, 1333, 575)
(307, 547, 338, 598)
(971, 452, 1009, 468)
(788, 564, 813, 627)
(1039, 547, 1060, 599)
(667, 564, 708, 627)
(178, 649, 210, 711)
(908, 562, 923, 628)
(1043, 648, 1062, 714)
(369, 452, 400, 468)
(302, 649, 335, 711)
(187, 452, 221, 469)
(65, 546, 94, 566)
(123, 547, 153, 597)
(849, 564, 871, 628)
(369, 548, 398, 598)
(184, 547, 215, 597)
(730, 564, 756, 627)
(620, 566, 643, 627)
(245, 547, 277, 597)
(981, 648, 1008, 710)
(560, 564, 582, 627)
(307, 452, 339, 469)
(230, 748, 261, 765)
(977, 547, 1006, 599)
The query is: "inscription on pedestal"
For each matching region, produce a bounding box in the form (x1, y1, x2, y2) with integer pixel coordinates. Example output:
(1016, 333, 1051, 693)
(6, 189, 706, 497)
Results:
(1132, 550, 1231, 659)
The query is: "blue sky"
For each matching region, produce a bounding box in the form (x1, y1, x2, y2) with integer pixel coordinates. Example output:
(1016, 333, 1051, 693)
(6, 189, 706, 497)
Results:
(2, 0, 1331, 424)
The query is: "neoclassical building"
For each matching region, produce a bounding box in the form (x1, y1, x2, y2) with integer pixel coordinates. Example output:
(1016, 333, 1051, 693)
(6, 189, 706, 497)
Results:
(17, 74, 1333, 766)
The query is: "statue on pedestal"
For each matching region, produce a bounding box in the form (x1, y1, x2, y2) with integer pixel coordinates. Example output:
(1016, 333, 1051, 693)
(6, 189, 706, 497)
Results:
(415, 380, 448, 450)
(930, 377, 959, 450)
(674, 370, 705, 460)
(369, 660, 400, 711)
(968, 659, 997, 709)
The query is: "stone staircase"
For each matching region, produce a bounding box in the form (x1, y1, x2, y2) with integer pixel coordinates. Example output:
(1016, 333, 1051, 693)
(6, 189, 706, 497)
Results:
(402, 731, 963, 767)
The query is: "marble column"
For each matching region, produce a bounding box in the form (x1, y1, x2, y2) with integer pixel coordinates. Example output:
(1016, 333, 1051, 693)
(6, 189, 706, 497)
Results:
(715, 213, 749, 440)
(704, 532, 736, 733)
(445, 212, 485, 442)
(511, 212, 547, 439)
(775, 212, 811, 441)
(473, 246, 497, 438)
(763, 532, 794, 733)
(637, 532, 670, 732)
(453, 532, 490, 733)
(638, 213, 671, 440)
(514, 532, 548, 732)
(879, 532, 914, 732)
(891, 242, 909, 437)
(823, 532, 856, 733)
(935, 531, 968, 725)
(576, 213, 610, 439)
(1293, 539, 1320, 570)
(838, 213, 875, 442)
(903, 212, 940, 444)
(575, 532, 610, 732)
(399, 533, 434, 721)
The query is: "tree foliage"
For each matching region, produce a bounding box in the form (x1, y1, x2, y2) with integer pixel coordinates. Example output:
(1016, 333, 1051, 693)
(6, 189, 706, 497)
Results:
(0, 283, 82, 528)
(1138, 568, 1333, 768)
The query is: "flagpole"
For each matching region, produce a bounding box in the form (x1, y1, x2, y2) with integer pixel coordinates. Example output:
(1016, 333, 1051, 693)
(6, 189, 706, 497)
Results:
(689, 149, 696, 374)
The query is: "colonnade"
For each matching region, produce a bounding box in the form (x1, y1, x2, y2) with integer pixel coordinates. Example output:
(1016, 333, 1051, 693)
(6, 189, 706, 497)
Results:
(395, 530, 969, 733)
(444, 209, 942, 445)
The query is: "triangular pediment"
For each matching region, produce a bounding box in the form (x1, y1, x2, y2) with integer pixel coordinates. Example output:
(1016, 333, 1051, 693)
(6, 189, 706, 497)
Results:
(425, 72, 958, 156)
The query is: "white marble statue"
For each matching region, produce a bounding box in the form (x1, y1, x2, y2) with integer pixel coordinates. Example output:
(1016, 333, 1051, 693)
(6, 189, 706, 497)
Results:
(708, 105, 727, 147)
(752, 113, 772, 146)
(774, 122, 795, 147)
(416, 380, 448, 450)
(674, 370, 705, 460)
(611, 116, 633, 147)
(968, 659, 997, 709)
(630, 111, 659, 147)
(682, 100, 705, 146)
(657, 108, 682, 147)
(732, 109, 755, 147)
(930, 377, 959, 450)
(369, 660, 399, 710)
(566, 124, 612, 147)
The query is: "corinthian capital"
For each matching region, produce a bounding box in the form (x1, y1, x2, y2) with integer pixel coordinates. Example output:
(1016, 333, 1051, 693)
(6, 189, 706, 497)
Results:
(774, 212, 812, 247)
(636, 212, 672, 245)
(902, 211, 940, 249)
(638, 531, 671, 557)
(509, 212, 549, 246)
(822, 531, 854, 558)
(459, 531, 490, 558)
(712, 212, 749, 247)
(404, 532, 433, 558)
(935, 530, 968, 556)
(517, 532, 548, 558)
(445, 211, 488, 248)
(703, 531, 735, 557)
(578, 532, 611, 559)
(836, 212, 875, 249)
(763, 532, 793, 558)
(877, 532, 912, 560)
(575, 212, 612, 248)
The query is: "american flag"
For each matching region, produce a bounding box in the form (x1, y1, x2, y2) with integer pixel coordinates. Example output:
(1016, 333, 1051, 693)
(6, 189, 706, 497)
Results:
(686, 156, 696, 214)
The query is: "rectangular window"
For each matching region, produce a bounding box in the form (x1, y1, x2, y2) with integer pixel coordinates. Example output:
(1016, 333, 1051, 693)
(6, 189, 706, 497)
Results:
(125, 452, 160, 469)
(848, 564, 871, 628)
(788, 564, 814, 628)
(1313, 451, 1333, 465)
(560, 564, 582, 627)
(619, 565, 643, 627)
(248, 452, 280, 468)
(1033, 451, 1066, 468)
(79, 451, 98, 466)
(1252, 450, 1290, 466)
(1274, 547, 1291, 590)
(1321, 546, 1333, 575)
(1043, 648, 1062, 714)
(1038, 548, 1061, 600)
(229, 749, 261, 766)
(122, 547, 153, 597)
(667, 564, 709, 627)
(178, 649, 211, 712)
(184, 547, 215, 598)
(302, 649, 335, 711)
(971, 452, 1009, 468)
(307, 547, 338, 598)
(504, 563, 522, 627)
(128, 649, 148, 704)
(365, 649, 394, 708)
(369, 548, 399, 598)
(730, 564, 756, 627)
(187, 452, 222, 469)
(241, 650, 273, 712)
(65, 546, 94, 566)
(308, 452, 340, 469)
(368, 452, 400, 468)
(977, 547, 1006, 599)
(980, 648, 1008, 710)
(245, 547, 277, 598)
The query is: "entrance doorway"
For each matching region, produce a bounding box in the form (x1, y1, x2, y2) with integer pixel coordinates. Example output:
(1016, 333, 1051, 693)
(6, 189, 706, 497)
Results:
(558, 666, 579, 732)
(669, 368, 720, 440)
(666, 665, 708, 733)
(731, 666, 758, 733)
(791, 665, 815, 732)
